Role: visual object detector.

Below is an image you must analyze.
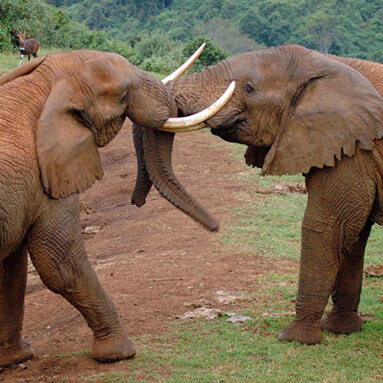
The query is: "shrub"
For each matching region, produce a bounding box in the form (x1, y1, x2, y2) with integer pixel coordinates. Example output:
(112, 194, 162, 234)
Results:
(0, 24, 12, 52)
(182, 36, 230, 71)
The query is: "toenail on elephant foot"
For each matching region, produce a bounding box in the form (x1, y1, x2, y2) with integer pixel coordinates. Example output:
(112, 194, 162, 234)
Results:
(278, 319, 323, 345)
(0, 339, 34, 368)
(92, 334, 136, 363)
(321, 312, 363, 334)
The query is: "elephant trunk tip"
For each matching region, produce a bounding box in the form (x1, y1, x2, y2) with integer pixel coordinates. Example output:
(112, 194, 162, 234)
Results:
(131, 195, 146, 208)
(207, 219, 220, 232)
(191, 212, 219, 232)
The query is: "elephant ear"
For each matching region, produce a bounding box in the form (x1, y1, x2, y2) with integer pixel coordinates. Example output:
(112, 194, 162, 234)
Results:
(0, 56, 46, 86)
(262, 51, 383, 176)
(37, 78, 103, 199)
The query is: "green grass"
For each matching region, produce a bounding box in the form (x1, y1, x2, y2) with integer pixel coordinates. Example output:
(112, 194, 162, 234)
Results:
(0, 51, 18, 74)
(81, 314, 383, 383)
(220, 190, 305, 260)
(0, 48, 63, 74)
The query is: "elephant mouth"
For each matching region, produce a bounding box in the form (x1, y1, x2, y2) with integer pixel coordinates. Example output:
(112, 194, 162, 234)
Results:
(210, 125, 241, 144)
(211, 125, 238, 136)
(210, 117, 245, 139)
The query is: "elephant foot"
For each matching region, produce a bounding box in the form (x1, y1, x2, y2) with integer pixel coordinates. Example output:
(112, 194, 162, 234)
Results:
(0, 339, 34, 367)
(92, 333, 136, 363)
(321, 312, 363, 334)
(278, 318, 323, 345)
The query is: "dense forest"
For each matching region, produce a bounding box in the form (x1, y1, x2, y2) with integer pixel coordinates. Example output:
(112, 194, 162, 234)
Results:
(46, 0, 383, 61)
(2, 0, 383, 73)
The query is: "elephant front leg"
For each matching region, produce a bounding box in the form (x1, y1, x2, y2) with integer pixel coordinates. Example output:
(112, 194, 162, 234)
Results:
(0, 246, 34, 367)
(27, 196, 136, 362)
(321, 220, 372, 334)
(278, 221, 341, 345)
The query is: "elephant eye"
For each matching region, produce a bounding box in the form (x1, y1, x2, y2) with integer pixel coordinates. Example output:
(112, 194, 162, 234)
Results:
(121, 91, 129, 104)
(244, 83, 255, 94)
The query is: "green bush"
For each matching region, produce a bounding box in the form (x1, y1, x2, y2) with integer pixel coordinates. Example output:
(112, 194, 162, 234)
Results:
(134, 32, 181, 64)
(133, 31, 185, 72)
(0, 24, 12, 52)
(140, 55, 176, 74)
(183, 36, 230, 71)
(0, 0, 134, 56)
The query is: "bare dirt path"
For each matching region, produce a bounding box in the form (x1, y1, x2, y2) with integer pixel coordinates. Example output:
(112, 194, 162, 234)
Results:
(0, 122, 296, 383)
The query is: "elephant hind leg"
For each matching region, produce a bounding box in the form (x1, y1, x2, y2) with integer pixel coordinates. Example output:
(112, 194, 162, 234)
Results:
(27, 196, 135, 362)
(321, 219, 373, 334)
(0, 246, 34, 367)
(279, 158, 376, 345)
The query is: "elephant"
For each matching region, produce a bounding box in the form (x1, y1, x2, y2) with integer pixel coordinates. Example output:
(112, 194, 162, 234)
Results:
(132, 44, 383, 345)
(0, 49, 234, 367)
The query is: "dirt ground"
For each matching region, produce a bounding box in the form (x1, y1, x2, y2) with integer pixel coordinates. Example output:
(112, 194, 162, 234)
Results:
(0, 121, 297, 383)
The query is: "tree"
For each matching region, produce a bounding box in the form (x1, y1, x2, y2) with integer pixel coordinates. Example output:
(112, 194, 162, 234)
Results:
(239, 0, 301, 48)
(183, 36, 230, 70)
(86, 3, 107, 30)
(296, 11, 340, 53)
(193, 18, 264, 55)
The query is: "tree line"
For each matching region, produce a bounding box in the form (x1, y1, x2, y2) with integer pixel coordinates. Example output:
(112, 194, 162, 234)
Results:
(2, 0, 383, 75)
(48, 0, 383, 61)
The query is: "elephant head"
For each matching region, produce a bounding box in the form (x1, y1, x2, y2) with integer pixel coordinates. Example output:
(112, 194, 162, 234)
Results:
(161, 44, 383, 177)
(0, 49, 233, 231)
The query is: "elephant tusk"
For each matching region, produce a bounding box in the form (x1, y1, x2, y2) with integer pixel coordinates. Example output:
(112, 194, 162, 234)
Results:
(159, 81, 236, 132)
(161, 43, 205, 84)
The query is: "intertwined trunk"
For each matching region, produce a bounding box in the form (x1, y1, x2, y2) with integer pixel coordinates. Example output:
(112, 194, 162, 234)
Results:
(131, 63, 232, 231)
(131, 125, 153, 207)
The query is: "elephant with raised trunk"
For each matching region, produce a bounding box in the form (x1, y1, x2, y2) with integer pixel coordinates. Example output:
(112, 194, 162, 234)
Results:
(0, 49, 233, 367)
(133, 44, 383, 345)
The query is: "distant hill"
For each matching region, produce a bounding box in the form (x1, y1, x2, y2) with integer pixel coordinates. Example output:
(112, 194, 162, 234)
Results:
(46, 0, 383, 61)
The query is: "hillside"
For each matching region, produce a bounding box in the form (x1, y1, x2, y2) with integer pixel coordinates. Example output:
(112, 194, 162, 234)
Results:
(3, 0, 383, 73)
(47, 0, 383, 60)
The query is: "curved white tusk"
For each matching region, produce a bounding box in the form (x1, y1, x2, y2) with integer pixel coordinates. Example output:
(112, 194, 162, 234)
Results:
(159, 81, 236, 133)
(161, 43, 206, 84)
(161, 122, 207, 133)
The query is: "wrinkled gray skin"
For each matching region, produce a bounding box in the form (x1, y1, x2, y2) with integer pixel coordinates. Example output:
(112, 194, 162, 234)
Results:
(133, 44, 383, 345)
(0, 50, 214, 368)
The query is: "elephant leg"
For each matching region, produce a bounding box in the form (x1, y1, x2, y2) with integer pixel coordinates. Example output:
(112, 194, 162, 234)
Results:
(278, 221, 342, 344)
(321, 220, 372, 334)
(0, 245, 34, 367)
(278, 160, 375, 345)
(27, 196, 135, 362)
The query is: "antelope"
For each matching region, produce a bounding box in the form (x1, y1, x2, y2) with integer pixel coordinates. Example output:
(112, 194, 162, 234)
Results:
(17, 31, 40, 66)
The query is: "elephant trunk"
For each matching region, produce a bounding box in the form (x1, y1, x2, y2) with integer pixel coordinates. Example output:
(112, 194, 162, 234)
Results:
(131, 124, 152, 207)
(131, 63, 232, 230)
(140, 127, 219, 232)
(167, 61, 233, 117)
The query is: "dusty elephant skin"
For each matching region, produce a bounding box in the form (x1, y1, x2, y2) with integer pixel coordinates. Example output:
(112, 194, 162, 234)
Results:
(0, 50, 215, 368)
(135, 44, 383, 345)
